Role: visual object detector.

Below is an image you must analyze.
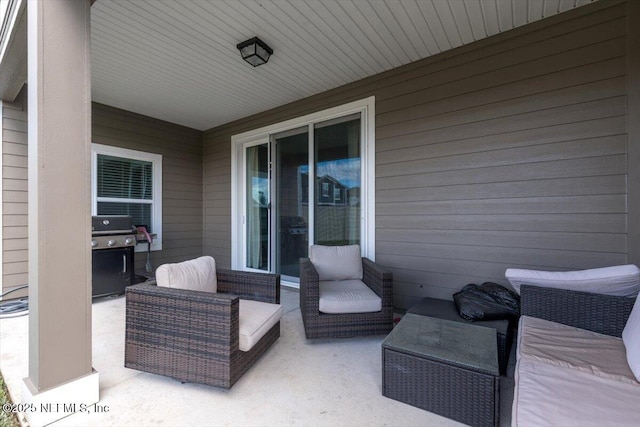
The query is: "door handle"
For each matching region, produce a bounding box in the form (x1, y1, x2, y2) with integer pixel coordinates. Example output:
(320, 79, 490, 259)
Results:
(122, 254, 127, 273)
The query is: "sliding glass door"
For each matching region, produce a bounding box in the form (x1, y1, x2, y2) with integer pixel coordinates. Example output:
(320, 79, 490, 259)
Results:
(236, 97, 374, 286)
(243, 115, 362, 282)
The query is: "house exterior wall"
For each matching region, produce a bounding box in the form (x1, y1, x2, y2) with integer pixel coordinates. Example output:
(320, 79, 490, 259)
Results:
(0, 98, 204, 295)
(203, 0, 637, 309)
(92, 103, 204, 274)
(1, 86, 28, 297)
(627, 0, 640, 268)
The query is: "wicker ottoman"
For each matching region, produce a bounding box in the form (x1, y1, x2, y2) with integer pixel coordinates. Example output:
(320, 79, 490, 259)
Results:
(407, 297, 513, 375)
(382, 314, 500, 427)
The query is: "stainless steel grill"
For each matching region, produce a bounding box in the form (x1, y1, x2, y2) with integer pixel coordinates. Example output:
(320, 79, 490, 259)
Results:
(91, 215, 136, 297)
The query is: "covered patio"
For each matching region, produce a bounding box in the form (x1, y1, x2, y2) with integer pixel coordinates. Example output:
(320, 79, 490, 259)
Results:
(1, 0, 639, 426)
(1, 287, 517, 426)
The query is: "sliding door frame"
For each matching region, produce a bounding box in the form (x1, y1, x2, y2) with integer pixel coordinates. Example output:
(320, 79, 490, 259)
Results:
(231, 96, 376, 284)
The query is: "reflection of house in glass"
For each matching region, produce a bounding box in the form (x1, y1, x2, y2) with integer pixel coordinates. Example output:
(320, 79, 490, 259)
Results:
(347, 187, 360, 207)
(318, 175, 347, 205)
(298, 169, 361, 246)
(298, 172, 360, 207)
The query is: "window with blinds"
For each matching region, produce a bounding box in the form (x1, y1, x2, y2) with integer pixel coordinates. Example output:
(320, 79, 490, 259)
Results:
(92, 144, 163, 251)
(97, 155, 153, 230)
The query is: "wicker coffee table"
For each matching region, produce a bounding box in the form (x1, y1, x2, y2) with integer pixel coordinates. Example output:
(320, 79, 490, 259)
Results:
(382, 313, 499, 427)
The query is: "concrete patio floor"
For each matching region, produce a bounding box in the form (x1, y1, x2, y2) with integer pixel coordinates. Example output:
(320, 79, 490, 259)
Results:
(1, 288, 514, 426)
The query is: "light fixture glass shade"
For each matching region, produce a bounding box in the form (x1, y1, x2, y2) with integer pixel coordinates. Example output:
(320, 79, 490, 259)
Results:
(237, 37, 273, 67)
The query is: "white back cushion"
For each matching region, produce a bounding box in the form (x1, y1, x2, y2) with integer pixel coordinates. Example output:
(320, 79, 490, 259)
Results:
(505, 264, 640, 297)
(156, 256, 217, 293)
(622, 296, 640, 381)
(309, 244, 362, 281)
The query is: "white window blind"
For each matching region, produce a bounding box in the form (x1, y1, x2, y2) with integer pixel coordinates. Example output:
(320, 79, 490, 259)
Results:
(97, 154, 153, 229)
(92, 144, 162, 251)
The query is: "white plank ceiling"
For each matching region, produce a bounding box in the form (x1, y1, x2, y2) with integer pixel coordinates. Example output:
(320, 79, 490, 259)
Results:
(91, 0, 597, 131)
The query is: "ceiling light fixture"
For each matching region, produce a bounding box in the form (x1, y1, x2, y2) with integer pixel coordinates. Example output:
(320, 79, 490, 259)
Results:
(237, 37, 273, 67)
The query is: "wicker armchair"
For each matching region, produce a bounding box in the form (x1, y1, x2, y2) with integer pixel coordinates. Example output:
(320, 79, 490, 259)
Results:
(125, 268, 280, 389)
(300, 256, 394, 339)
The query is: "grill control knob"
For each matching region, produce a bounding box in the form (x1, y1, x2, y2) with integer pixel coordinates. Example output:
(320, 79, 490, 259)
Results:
(107, 239, 116, 247)
(91, 239, 98, 248)
(125, 237, 135, 245)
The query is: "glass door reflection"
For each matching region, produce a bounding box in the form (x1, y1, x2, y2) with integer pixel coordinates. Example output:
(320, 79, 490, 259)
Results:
(243, 113, 363, 283)
(314, 114, 361, 247)
(273, 127, 309, 279)
(245, 143, 269, 271)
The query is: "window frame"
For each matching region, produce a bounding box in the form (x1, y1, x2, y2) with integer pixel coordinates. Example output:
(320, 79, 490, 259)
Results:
(91, 143, 163, 252)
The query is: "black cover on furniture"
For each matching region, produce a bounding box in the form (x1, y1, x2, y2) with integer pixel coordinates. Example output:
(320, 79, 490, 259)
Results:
(299, 257, 394, 339)
(453, 282, 520, 321)
(125, 269, 280, 389)
(407, 297, 512, 375)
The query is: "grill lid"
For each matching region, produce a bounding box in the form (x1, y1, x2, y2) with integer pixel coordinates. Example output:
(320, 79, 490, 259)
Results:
(92, 215, 135, 235)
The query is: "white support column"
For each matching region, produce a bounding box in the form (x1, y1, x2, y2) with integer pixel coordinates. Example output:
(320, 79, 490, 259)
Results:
(21, 1, 97, 426)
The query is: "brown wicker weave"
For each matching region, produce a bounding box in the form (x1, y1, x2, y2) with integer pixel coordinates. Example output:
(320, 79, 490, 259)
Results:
(125, 269, 280, 389)
(520, 285, 635, 337)
(382, 314, 500, 427)
(299, 257, 393, 339)
(384, 350, 499, 427)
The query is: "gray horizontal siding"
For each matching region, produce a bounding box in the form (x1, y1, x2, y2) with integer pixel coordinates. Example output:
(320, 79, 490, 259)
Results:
(92, 103, 204, 274)
(628, 0, 640, 271)
(203, 0, 636, 309)
(374, 1, 630, 308)
(202, 134, 232, 267)
(2, 93, 206, 290)
(1, 87, 28, 297)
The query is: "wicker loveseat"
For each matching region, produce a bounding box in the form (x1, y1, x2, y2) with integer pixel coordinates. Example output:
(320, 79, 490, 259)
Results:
(125, 258, 281, 389)
(512, 283, 640, 426)
(299, 245, 393, 339)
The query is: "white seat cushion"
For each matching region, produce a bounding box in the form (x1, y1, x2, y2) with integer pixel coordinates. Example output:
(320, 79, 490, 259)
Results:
(156, 256, 217, 293)
(513, 351, 640, 427)
(517, 316, 637, 384)
(505, 264, 640, 297)
(319, 279, 381, 314)
(238, 299, 283, 352)
(512, 316, 640, 427)
(309, 244, 363, 281)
